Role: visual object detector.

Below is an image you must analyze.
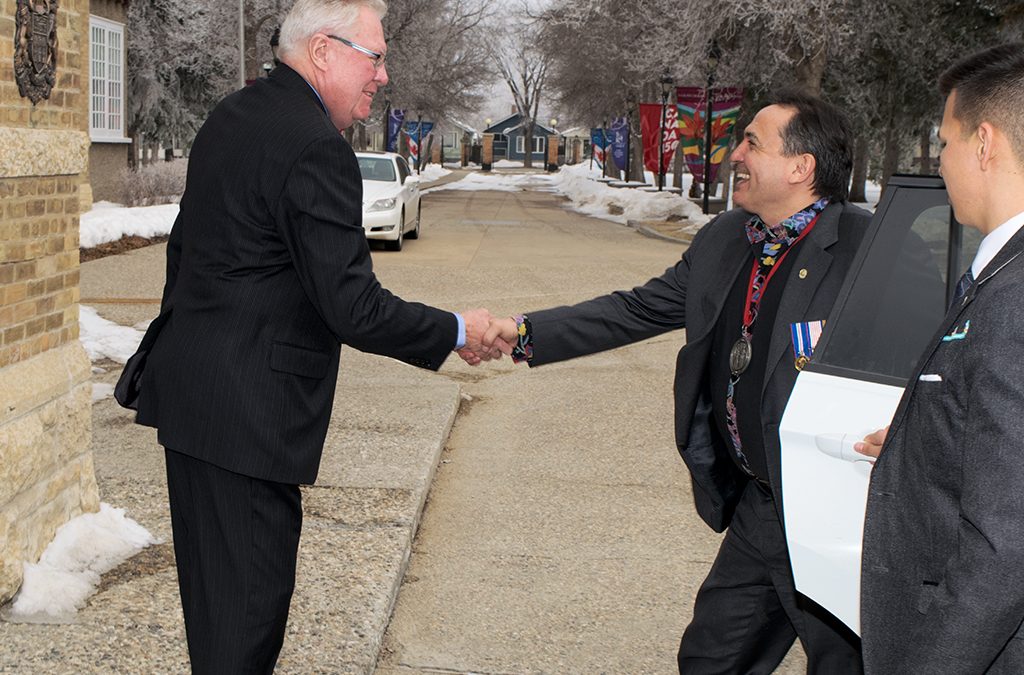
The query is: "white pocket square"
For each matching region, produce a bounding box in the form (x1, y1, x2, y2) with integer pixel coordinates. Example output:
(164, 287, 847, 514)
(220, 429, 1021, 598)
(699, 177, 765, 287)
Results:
(919, 373, 943, 382)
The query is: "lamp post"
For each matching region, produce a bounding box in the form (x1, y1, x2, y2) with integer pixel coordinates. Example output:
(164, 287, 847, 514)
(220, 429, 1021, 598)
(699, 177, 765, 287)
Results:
(657, 69, 674, 191)
(238, 0, 246, 88)
(383, 98, 392, 152)
(270, 26, 280, 67)
(625, 95, 635, 183)
(702, 41, 722, 215)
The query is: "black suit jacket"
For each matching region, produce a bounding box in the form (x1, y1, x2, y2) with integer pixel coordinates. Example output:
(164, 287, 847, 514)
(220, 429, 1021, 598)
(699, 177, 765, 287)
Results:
(527, 202, 871, 531)
(134, 65, 456, 484)
(861, 227, 1024, 673)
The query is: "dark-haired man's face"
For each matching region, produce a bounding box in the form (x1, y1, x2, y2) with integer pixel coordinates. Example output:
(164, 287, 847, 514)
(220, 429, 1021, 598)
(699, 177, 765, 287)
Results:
(730, 104, 807, 224)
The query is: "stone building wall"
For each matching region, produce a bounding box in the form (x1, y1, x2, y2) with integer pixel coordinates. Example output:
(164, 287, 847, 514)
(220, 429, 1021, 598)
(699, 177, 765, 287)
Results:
(0, 0, 100, 604)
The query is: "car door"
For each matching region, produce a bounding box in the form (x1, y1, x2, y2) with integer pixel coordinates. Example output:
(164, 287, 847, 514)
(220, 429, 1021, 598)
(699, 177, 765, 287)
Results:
(779, 175, 982, 635)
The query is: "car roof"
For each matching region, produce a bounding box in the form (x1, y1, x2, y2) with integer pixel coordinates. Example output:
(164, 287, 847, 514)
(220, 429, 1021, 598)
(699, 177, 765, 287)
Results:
(355, 151, 401, 161)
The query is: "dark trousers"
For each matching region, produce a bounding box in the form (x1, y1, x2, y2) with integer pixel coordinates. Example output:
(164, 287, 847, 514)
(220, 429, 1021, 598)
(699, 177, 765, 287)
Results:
(678, 481, 863, 675)
(165, 448, 303, 674)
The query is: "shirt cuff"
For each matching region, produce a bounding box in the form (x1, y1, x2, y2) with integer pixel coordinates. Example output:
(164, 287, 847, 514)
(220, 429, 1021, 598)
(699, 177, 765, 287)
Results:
(454, 312, 466, 350)
(510, 314, 533, 363)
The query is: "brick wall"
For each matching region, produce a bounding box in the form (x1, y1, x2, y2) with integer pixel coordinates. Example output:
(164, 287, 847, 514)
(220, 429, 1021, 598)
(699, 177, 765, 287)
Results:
(0, 0, 99, 605)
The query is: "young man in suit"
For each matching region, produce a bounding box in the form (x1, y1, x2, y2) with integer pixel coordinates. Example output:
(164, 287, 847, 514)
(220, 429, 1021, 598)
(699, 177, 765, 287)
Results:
(123, 1, 497, 671)
(858, 43, 1024, 673)
(484, 92, 868, 673)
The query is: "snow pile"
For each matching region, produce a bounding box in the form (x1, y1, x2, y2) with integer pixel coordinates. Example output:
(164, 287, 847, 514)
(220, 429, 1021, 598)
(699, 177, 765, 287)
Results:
(417, 164, 451, 182)
(3, 504, 158, 623)
(548, 164, 711, 227)
(79, 201, 179, 248)
(78, 305, 147, 364)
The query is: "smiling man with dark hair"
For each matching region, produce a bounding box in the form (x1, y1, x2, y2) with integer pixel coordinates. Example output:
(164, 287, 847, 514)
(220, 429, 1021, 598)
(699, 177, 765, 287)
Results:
(483, 92, 870, 673)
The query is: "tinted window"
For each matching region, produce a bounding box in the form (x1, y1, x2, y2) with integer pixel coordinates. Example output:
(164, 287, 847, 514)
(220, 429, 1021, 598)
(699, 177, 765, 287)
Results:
(396, 156, 410, 183)
(814, 179, 980, 384)
(357, 157, 397, 182)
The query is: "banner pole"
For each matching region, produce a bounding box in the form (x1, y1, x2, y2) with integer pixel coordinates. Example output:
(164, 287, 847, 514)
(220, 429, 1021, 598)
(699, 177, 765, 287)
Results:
(703, 84, 713, 214)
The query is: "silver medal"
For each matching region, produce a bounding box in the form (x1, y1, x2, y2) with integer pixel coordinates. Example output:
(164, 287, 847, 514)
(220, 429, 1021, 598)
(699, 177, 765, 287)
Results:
(730, 338, 752, 376)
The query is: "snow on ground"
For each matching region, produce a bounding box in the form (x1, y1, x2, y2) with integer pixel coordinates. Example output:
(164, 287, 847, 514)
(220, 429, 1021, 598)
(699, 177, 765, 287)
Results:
(79, 201, 179, 248)
(78, 305, 146, 364)
(548, 164, 711, 227)
(2, 504, 158, 623)
(416, 164, 451, 182)
(422, 171, 538, 194)
(428, 164, 711, 227)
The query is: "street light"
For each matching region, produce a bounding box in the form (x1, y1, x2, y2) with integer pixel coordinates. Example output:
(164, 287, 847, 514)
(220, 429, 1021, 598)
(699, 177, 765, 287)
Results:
(262, 62, 273, 77)
(657, 68, 674, 192)
(270, 26, 280, 67)
(702, 40, 722, 214)
(625, 95, 635, 183)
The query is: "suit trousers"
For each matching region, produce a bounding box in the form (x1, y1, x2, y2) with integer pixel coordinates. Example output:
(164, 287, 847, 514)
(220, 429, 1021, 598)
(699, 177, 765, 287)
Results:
(678, 481, 862, 674)
(165, 448, 303, 674)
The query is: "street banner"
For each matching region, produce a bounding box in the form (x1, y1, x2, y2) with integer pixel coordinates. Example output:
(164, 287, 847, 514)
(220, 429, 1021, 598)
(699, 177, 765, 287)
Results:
(386, 109, 405, 152)
(590, 127, 607, 170)
(404, 120, 435, 166)
(677, 86, 744, 184)
(609, 117, 629, 172)
(639, 103, 679, 174)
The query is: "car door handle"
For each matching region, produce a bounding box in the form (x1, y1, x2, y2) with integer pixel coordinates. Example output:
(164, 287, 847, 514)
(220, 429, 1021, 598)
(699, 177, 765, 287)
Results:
(814, 433, 874, 463)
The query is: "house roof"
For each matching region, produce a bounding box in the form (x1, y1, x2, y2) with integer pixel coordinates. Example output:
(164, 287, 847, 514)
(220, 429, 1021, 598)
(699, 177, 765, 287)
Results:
(483, 113, 555, 136)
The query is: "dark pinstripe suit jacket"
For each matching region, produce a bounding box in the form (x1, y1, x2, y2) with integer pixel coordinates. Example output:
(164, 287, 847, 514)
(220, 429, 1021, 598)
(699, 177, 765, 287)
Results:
(134, 64, 456, 484)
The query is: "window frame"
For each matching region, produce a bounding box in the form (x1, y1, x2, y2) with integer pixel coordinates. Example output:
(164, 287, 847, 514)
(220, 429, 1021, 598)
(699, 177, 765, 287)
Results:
(89, 15, 130, 143)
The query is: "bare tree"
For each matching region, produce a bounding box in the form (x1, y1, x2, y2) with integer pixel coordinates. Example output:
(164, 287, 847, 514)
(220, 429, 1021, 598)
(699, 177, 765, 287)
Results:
(494, 30, 551, 168)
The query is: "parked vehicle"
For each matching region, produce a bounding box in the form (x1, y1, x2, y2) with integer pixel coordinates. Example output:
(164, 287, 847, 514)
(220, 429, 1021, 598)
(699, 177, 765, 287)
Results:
(780, 175, 983, 635)
(355, 151, 421, 251)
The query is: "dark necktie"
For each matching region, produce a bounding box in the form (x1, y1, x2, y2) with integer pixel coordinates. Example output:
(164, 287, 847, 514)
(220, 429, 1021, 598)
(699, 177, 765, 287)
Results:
(953, 268, 975, 305)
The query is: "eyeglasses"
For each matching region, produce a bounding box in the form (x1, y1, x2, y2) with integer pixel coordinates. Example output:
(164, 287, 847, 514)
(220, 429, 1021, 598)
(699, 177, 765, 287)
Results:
(326, 35, 386, 70)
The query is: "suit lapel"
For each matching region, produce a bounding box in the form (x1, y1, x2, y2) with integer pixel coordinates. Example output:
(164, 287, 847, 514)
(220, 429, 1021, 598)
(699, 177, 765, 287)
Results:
(761, 203, 842, 395)
(886, 224, 1024, 437)
(691, 214, 754, 341)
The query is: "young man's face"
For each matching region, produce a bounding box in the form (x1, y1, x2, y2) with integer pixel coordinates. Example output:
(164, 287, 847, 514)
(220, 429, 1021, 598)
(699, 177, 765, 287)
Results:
(938, 91, 983, 231)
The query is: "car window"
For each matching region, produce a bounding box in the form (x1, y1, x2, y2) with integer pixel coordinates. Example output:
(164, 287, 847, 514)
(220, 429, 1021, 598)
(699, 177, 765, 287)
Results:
(357, 157, 397, 182)
(396, 157, 410, 183)
(811, 176, 981, 385)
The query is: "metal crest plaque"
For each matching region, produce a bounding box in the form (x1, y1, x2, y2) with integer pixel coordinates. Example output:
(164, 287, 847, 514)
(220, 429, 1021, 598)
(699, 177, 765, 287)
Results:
(14, 0, 59, 105)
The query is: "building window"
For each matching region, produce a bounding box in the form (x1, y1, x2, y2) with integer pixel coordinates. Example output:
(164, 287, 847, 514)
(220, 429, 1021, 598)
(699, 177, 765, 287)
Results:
(515, 135, 546, 155)
(90, 16, 126, 141)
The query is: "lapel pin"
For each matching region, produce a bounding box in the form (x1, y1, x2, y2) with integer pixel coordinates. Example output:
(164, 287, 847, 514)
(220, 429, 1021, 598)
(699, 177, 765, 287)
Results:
(799, 269, 808, 279)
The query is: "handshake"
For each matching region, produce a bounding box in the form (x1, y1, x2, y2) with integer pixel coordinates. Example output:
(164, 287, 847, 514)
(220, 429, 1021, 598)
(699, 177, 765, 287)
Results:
(455, 308, 521, 366)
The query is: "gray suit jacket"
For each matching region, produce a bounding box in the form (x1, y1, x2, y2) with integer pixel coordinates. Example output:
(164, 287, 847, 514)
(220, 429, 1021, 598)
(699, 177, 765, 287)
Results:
(862, 227, 1024, 674)
(527, 201, 871, 531)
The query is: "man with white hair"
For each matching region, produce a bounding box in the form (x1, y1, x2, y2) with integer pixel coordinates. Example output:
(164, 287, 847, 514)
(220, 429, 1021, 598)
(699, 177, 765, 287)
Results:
(119, 1, 496, 671)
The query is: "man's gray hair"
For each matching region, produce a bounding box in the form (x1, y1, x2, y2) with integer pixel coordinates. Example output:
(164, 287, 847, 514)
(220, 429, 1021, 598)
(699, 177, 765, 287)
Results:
(278, 0, 387, 58)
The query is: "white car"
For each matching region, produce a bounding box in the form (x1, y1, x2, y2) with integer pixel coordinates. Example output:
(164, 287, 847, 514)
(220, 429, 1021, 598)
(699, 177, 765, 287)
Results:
(780, 175, 982, 635)
(356, 151, 421, 251)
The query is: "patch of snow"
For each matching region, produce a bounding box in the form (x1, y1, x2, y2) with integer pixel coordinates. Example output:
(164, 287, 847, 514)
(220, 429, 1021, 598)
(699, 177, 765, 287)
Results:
(2, 504, 158, 623)
(91, 382, 115, 403)
(422, 172, 540, 194)
(416, 164, 451, 182)
(78, 306, 145, 364)
(547, 164, 711, 227)
(79, 202, 179, 248)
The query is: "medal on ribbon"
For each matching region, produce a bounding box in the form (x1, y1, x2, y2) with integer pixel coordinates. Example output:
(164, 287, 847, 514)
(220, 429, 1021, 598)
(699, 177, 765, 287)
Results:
(790, 320, 825, 371)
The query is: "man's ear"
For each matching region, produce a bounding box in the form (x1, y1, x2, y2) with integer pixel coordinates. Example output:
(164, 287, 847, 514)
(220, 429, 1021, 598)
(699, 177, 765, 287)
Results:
(307, 34, 331, 73)
(977, 122, 996, 169)
(791, 153, 817, 186)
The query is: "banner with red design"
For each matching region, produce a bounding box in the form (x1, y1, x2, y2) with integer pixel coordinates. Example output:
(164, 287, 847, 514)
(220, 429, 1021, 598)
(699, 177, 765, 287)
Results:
(676, 86, 744, 184)
(639, 103, 679, 175)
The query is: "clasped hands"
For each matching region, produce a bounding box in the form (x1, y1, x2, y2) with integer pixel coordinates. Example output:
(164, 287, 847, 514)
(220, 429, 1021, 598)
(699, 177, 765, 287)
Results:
(456, 309, 520, 366)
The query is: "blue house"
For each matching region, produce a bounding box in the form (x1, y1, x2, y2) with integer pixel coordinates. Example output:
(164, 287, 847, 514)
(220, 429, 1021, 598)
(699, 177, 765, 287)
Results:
(483, 114, 556, 162)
